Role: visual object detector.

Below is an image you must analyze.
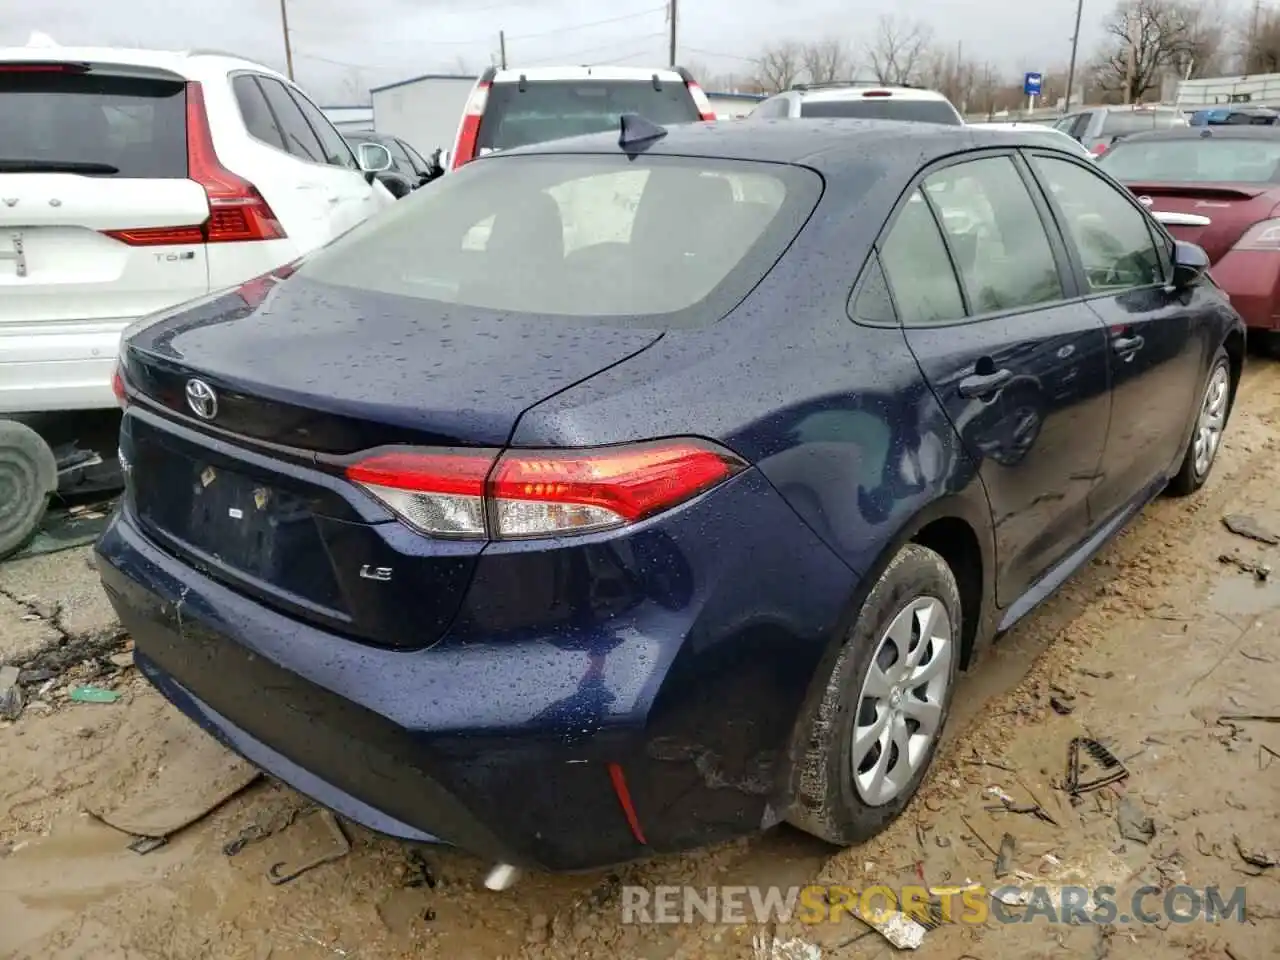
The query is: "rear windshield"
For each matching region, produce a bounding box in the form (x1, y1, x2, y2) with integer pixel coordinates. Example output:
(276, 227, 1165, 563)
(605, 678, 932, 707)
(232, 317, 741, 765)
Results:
(800, 98, 961, 125)
(1099, 138, 1280, 183)
(295, 154, 820, 328)
(1099, 109, 1186, 137)
(0, 68, 187, 178)
(476, 80, 699, 152)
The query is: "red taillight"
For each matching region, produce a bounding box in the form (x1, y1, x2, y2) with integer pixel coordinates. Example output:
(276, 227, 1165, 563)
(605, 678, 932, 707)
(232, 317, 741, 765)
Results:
(1090, 142, 1109, 157)
(862, 90, 893, 98)
(186, 82, 286, 243)
(685, 80, 717, 122)
(0, 62, 83, 73)
(102, 82, 287, 247)
(111, 361, 128, 409)
(452, 81, 491, 170)
(343, 438, 746, 539)
(235, 258, 303, 309)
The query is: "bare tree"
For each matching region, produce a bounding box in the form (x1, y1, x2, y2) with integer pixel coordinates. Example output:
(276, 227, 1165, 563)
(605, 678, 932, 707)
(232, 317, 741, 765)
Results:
(754, 41, 804, 93)
(1242, 6, 1280, 73)
(800, 39, 853, 85)
(1092, 0, 1195, 102)
(866, 15, 932, 85)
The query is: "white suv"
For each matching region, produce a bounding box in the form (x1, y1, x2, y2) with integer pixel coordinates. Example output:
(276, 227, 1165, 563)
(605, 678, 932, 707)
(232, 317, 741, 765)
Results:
(449, 65, 716, 169)
(750, 82, 963, 125)
(0, 44, 396, 416)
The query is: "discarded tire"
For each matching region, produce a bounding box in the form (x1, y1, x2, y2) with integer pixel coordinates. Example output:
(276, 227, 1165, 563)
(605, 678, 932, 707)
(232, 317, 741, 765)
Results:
(0, 419, 58, 561)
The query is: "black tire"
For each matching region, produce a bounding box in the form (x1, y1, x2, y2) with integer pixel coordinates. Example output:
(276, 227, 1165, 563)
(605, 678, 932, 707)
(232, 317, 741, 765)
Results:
(0, 420, 58, 561)
(785, 543, 962, 845)
(1167, 346, 1231, 498)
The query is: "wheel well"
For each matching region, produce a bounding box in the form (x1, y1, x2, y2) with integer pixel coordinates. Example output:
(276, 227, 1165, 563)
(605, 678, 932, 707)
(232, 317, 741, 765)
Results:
(1225, 329, 1245, 400)
(912, 518, 982, 670)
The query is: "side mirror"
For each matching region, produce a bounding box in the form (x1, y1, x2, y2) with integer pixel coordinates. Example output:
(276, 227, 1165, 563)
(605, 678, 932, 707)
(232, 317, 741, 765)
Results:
(1171, 240, 1210, 289)
(357, 142, 393, 175)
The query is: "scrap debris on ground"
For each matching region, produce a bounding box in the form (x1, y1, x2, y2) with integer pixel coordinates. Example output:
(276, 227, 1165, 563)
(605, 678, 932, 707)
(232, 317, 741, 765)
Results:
(4, 361, 1280, 960)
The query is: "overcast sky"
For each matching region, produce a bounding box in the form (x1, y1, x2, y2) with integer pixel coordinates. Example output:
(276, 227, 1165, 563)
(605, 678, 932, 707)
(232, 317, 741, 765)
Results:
(0, 0, 1225, 102)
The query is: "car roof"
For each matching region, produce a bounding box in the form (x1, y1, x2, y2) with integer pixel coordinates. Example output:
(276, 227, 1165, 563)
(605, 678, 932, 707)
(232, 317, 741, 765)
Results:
(490, 117, 1080, 170)
(0, 43, 287, 83)
(786, 83, 949, 102)
(1112, 126, 1280, 144)
(489, 65, 687, 84)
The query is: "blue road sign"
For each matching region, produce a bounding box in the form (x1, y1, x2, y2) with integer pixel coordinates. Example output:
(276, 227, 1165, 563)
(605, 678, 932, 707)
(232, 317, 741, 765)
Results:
(1024, 72, 1043, 96)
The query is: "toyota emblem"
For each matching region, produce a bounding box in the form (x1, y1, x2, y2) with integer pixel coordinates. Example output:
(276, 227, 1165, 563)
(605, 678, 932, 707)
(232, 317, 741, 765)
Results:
(1139, 196, 1154, 207)
(185, 379, 218, 420)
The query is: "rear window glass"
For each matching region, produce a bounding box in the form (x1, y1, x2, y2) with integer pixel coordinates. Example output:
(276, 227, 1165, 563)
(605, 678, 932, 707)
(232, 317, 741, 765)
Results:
(477, 80, 700, 152)
(800, 98, 961, 125)
(1100, 109, 1186, 137)
(295, 154, 820, 328)
(1098, 138, 1280, 183)
(0, 69, 186, 178)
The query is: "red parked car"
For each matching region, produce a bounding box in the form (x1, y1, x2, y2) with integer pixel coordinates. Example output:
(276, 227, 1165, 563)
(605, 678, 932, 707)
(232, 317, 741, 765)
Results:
(1097, 125, 1280, 350)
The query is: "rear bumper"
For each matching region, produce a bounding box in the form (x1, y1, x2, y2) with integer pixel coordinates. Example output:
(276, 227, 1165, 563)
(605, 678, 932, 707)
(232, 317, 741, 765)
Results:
(0, 318, 131, 413)
(1211, 251, 1280, 332)
(95, 470, 857, 871)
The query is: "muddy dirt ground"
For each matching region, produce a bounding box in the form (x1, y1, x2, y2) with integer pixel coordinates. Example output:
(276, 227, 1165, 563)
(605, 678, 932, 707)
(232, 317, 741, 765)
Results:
(4, 360, 1280, 960)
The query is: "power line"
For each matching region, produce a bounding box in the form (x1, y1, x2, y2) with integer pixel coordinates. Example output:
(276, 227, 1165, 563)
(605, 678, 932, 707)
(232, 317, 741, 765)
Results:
(290, 5, 664, 48)
(520, 32, 667, 66)
(683, 45, 760, 64)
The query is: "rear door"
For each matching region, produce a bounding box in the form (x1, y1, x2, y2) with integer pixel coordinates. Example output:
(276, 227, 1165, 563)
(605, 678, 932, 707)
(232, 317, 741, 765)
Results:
(476, 78, 700, 154)
(0, 62, 210, 328)
(252, 76, 378, 240)
(886, 152, 1111, 604)
(1028, 152, 1203, 519)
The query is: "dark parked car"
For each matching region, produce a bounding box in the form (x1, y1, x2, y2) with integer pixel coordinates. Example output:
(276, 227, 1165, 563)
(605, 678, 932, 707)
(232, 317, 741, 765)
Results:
(1098, 126, 1280, 351)
(98, 119, 1243, 880)
(345, 131, 442, 198)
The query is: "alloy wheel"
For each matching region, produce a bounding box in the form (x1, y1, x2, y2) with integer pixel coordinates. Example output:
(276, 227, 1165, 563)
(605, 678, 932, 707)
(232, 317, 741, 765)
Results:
(1193, 364, 1230, 479)
(851, 597, 953, 806)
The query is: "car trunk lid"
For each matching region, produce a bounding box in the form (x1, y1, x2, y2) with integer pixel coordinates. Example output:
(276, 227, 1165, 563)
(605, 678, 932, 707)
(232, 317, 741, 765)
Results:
(119, 276, 663, 648)
(1123, 181, 1278, 262)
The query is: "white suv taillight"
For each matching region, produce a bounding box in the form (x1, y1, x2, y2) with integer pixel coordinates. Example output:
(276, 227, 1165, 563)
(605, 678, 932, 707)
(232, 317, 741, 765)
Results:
(685, 79, 717, 121)
(452, 80, 492, 170)
(345, 439, 747, 539)
(101, 81, 286, 247)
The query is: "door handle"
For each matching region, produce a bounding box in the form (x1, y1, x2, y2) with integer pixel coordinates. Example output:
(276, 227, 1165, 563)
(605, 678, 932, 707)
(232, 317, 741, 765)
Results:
(958, 368, 1014, 399)
(1112, 335, 1144, 356)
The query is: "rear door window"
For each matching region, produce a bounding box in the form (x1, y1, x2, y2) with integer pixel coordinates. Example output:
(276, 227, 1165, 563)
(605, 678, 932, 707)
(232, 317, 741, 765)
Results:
(256, 77, 325, 164)
(0, 68, 187, 178)
(476, 80, 699, 152)
(288, 87, 359, 169)
(232, 75, 286, 151)
(878, 190, 966, 325)
(800, 98, 961, 124)
(294, 154, 820, 328)
(923, 156, 1064, 313)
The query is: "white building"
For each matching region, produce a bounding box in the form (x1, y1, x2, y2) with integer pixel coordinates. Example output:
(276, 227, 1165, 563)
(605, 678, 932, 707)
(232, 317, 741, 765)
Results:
(321, 105, 374, 134)
(369, 73, 478, 158)
(1174, 73, 1280, 110)
(707, 91, 766, 119)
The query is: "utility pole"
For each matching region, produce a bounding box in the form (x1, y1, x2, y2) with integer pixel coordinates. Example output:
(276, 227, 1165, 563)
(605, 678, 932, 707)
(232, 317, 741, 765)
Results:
(1064, 0, 1084, 112)
(499, 30, 507, 69)
(668, 0, 678, 67)
(1123, 5, 1137, 104)
(279, 0, 294, 81)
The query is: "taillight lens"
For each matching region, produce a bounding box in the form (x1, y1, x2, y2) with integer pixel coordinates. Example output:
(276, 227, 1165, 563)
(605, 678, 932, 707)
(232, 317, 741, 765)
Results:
(1090, 142, 1109, 157)
(1234, 218, 1280, 251)
(685, 80, 717, 121)
(111, 360, 128, 409)
(100, 81, 286, 247)
(452, 81, 491, 170)
(345, 438, 747, 540)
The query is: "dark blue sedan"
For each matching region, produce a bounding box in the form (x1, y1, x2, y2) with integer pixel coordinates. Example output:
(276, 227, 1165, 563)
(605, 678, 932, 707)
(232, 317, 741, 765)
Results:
(96, 118, 1243, 878)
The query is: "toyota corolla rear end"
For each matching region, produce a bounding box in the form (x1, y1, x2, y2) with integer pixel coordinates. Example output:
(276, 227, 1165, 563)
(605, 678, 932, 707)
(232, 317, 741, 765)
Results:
(95, 142, 855, 870)
(1098, 128, 1280, 333)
